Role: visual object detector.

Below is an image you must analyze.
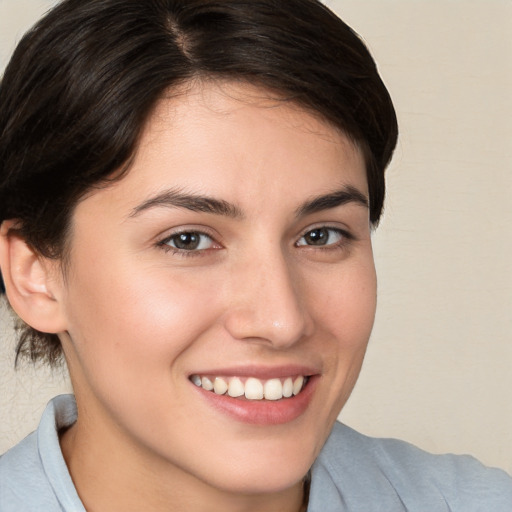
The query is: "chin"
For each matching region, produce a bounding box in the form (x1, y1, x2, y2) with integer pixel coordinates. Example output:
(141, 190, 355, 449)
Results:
(208, 461, 310, 496)
(192, 429, 320, 495)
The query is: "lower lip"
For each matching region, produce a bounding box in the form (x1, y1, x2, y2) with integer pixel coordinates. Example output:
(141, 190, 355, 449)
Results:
(193, 376, 318, 425)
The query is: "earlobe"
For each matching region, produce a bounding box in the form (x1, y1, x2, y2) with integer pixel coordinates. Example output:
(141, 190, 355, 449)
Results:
(0, 220, 67, 334)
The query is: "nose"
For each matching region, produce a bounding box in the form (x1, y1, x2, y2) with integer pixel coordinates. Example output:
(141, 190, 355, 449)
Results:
(223, 249, 313, 348)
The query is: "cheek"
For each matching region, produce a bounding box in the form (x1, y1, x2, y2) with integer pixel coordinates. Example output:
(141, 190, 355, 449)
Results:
(308, 256, 376, 404)
(309, 256, 377, 344)
(341, 264, 377, 344)
(62, 252, 225, 382)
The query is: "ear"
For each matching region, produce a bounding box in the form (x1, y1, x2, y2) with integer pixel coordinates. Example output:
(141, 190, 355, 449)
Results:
(0, 220, 67, 334)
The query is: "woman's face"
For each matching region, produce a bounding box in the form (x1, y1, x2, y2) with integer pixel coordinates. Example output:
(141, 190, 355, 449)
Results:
(57, 82, 377, 495)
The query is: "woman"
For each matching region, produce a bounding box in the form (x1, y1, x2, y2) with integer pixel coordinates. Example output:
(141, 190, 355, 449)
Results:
(0, 0, 510, 510)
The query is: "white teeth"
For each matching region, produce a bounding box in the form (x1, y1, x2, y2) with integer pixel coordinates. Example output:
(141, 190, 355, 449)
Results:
(264, 378, 283, 400)
(292, 376, 304, 396)
(228, 377, 244, 397)
(201, 376, 214, 391)
(245, 378, 264, 400)
(213, 377, 228, 395)
(282, 377, 293, 398)
(191, 374, 308, 400)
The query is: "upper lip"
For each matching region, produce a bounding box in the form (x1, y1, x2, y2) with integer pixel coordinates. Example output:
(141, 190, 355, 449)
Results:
(188, 364, 320, 380)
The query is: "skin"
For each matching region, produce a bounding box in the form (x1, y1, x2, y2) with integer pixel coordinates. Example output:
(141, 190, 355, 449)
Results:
(36, 82, 377, 511)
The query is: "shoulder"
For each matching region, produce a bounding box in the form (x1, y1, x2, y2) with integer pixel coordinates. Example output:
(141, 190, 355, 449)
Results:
(0, 395, 82, 512)
(308, 422, 512, 512)
(0, 431, 61, 511)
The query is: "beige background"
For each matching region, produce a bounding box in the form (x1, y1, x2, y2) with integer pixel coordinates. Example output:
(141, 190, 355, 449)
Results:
(1, 1, 511, 474)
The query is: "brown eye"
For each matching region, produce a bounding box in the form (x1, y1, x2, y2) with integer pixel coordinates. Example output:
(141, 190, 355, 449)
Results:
(304, 228, 328, 245)
(165, 232, 213, 251)
(296, 227, 344, 247)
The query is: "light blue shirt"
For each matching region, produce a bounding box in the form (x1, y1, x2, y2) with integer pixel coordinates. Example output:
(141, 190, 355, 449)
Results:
(1, 395, 511, 511)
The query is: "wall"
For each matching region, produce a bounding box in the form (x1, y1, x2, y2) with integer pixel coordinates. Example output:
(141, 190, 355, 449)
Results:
(0, 0, 511, 473)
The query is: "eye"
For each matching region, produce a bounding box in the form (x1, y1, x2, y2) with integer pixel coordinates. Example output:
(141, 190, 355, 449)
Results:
(161, 231, 215, 251)
(296, 227, 347, 247)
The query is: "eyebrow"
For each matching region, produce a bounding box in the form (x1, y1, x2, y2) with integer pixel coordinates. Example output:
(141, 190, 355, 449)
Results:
(129, 188, 244, 219)
(295, 185, 369, 217)
(129, 185, 368, 220)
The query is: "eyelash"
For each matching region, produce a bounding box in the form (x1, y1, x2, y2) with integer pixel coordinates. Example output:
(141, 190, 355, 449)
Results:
(157, 226, 354, 257)
(295, 226, 354, 250)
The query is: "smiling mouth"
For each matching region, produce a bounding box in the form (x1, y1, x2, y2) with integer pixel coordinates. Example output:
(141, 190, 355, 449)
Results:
(190, 375, 309, 401)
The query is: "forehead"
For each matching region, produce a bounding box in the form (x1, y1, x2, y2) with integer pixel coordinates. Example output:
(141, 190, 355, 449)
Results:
(75, 81, 368, 220)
